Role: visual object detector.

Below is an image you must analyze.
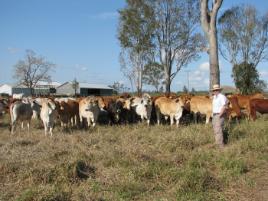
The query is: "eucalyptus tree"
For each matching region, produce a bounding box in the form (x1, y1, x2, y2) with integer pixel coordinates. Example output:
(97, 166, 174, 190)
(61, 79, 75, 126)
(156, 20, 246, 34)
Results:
(143, 61, 164, 92)
(118, 0, 204, 94)
(218, 4, 268, 67)
(118, 0, 155, 95)
(153, 0, 204, 93)
(200, 0, 223, 88)
(13, 49, 55, 95)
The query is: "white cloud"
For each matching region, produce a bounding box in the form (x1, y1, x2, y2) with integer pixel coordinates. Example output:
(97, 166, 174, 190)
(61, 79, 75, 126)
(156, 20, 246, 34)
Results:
(7, 47, 20, 54)
(199, 60, 226, 72)
(260, 70, 268, 77)
(81, 67, 88, 71)
(199, 62, 209, 71)
(75, 64, 88, 71)
(187, 64, 210, 90)
(91, 12, 118, 20)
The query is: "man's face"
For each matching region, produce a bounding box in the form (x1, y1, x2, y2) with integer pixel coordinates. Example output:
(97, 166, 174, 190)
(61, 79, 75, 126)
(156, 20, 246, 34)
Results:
(213, 90, 220, 95)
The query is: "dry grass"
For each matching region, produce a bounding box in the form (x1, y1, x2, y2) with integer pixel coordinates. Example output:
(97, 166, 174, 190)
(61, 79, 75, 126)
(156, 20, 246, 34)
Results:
(0, 114, 267, 201)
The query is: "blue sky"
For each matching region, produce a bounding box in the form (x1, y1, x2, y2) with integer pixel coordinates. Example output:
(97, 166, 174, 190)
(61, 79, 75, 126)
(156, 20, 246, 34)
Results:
(0, 0, 267, 92)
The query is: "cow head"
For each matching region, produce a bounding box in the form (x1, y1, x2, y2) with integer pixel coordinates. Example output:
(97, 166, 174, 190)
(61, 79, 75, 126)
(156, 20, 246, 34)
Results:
(47, 99, 57, 115)
(174, 97, 185, 109)
(122, 98, 133, 110)
(85, 97, 99, 111)
(97, 97, 106, 110)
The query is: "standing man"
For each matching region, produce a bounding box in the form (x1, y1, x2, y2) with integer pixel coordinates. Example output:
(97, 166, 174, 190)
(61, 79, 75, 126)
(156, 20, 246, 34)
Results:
(211, 84, 229, 148)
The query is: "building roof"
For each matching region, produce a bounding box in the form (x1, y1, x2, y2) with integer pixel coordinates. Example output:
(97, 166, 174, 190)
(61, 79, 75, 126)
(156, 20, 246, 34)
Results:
(0, 83, 28, 88)
(56, 82, 113, 90)
(79, 82, 113, 90)
(36, 81, 61, 86)
(0, 81, 61, 88)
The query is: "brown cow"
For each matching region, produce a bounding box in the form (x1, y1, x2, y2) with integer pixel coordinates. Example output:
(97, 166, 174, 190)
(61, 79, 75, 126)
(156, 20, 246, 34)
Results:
(249, 98, 268, 121)
(226, 96, 242, 122)
(231, 93, 265, 118)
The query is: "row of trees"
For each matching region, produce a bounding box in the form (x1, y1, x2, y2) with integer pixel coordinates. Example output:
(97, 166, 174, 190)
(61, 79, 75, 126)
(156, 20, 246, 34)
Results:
(117, 0, 268, 94)
(118, 0, 204, 94)
(12, 1, 267, 95)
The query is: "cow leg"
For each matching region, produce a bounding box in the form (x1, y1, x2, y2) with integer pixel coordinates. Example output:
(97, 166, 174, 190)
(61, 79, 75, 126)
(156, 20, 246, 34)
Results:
(193, 113, 198, 123)
(27, 121, 30, 134)
(175, 111, 183, 127)
(176, 119, 179, 127)
(75, 115, 79, 127)
(205, 115, 210, 124)
(87, 118, 91, 127)
(11, 121, 16, 134)
(43, 121, 48, 136)
(156, 110, 161, 125)
(71, 117, 75, 127)
(170, 115, 174, 126)
(49, 125, 53, 136)
(92, 119, 96, 127)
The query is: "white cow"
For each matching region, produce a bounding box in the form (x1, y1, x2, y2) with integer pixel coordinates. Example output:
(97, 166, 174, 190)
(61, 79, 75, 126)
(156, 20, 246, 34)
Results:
(124, 93, 152, 125)
(40, 98, 57, 136)
(79, 96, 100, 128)
(10, 99, 40, 134)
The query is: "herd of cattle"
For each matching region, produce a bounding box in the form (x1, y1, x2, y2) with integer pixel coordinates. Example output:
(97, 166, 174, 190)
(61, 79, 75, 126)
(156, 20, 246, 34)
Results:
(0, 92, 267, 136)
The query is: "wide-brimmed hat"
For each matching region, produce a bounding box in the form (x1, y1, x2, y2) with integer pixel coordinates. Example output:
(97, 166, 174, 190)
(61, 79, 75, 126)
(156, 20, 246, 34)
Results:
(211, 84, 222, 91)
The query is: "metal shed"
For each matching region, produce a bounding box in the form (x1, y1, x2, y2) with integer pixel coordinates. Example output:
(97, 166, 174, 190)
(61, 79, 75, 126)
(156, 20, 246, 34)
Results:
(56, 82, 113, 96)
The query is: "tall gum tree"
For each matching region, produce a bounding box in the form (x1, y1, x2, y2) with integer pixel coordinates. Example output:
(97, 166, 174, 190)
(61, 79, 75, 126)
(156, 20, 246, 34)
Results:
(153, 0, 204, 93)
(118, 0, 155, 95)
(200, 0, 223, 89)
(218, 4, 268, 68)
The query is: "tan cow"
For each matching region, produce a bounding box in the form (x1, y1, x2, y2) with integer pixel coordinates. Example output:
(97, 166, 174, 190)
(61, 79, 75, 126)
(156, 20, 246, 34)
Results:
(79, 96, 100, 128)
(154, 96, 185, 126)
(190, 96, 212, 124)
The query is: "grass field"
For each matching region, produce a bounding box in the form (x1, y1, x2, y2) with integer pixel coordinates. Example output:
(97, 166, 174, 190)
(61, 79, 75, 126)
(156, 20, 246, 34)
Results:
(0, 115, 267, 201)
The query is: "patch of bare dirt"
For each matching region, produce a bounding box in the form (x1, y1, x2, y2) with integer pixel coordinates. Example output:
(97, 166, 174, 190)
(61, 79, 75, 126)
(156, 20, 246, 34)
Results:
(226, 168, 268, 201)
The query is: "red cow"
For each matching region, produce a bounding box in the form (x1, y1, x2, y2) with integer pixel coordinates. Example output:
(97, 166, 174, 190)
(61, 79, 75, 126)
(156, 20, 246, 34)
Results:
(249, 98, 268, 121)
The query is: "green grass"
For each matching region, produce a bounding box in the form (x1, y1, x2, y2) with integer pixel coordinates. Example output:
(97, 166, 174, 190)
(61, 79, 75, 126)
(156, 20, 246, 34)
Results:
(0, 115, 267, 201)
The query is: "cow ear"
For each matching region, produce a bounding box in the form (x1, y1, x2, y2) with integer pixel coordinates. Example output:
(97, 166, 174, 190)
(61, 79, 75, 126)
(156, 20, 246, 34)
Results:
(130, 97, 135, 104)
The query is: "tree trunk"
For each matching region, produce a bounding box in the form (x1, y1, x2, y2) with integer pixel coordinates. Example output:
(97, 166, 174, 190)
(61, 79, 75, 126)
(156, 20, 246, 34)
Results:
(209, 28, 220, 89)
(165, 77, 171, 94)
(30, 87, 34, 96)
(200, 0, 223, 90)
(138, 69, 142, 96)
(164, 50, 172, 94)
